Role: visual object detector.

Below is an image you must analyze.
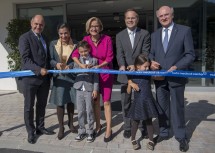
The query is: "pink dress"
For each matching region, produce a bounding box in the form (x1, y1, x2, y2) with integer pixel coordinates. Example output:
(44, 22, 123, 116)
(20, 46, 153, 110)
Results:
(72, 34, 114, 102)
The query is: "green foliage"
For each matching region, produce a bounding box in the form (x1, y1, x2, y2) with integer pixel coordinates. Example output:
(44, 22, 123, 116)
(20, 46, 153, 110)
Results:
(5, 19, 30, 71)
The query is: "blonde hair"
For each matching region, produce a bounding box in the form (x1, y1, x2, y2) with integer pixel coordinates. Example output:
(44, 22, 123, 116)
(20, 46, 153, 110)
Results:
(85, 17, 103, 34)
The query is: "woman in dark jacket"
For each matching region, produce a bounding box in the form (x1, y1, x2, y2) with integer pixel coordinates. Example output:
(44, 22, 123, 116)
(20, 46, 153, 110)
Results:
(49, 23, 77, 140)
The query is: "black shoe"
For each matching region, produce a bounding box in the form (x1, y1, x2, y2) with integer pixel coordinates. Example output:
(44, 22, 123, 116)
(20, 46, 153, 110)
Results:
(27, 134, 36, 144)
(95, 124, 103, 137)
(179, 139, 189, 152)
(57, 127, 65, 140)
(123, 130, 131, 139)
(36, 128, 55, 135)
(154, 135, 169, 143)
(141, 131, 149, 139)
(104, 130, 112, 142)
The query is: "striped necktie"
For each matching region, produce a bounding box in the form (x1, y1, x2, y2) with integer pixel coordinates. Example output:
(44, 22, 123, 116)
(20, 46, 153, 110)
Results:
(163, 28, 168, 53)
(130, 31, 135, 48)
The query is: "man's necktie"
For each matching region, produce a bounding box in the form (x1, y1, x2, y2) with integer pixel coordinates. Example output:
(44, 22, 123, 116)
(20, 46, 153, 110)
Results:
(130, 31, 135, 48)
(163, 28, 168, 53)
(37, 34, 47, 52)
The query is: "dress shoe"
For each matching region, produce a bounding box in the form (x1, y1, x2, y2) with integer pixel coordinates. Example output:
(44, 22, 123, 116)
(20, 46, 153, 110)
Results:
(95, 124, 103, 137)
(57, 127, 65, 140)
(104, 130, 112, 142)
(36, 128, 55, 135)
(68, 123, 78, 133)
(28, 134, 36, 144)
(123, 130, 131, 139)
(141, 130, 149, 139)
(179, 139, 189, 152)
(154, 135, 169, 143)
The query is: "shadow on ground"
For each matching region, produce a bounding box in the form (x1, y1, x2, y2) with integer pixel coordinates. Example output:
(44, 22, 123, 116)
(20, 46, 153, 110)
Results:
(0, 148, 42, 153)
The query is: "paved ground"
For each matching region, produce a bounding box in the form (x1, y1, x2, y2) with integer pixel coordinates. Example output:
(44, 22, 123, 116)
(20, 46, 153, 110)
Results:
(0, 87, 214, 153)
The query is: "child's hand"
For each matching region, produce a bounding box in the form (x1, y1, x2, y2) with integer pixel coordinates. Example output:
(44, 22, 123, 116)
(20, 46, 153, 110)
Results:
(79, 63, 88, 69)
(91, 65, 100, 69)
(92, 91, 97, 100)
(87, 64, 93, 68)
(129, 82, 139, 91)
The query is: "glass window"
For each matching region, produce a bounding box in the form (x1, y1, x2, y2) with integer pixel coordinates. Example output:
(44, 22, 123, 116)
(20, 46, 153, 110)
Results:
(205, 0, 215, 86)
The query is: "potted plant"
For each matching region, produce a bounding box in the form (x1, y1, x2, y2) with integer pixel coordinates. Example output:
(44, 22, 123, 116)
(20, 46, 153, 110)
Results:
(5, 18, 30, 92)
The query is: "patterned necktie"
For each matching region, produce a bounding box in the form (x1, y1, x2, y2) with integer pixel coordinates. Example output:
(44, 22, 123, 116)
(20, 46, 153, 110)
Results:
(130, 31, 135, 48)
(37, 34, 47, 52)
(163, 28, 168, 53)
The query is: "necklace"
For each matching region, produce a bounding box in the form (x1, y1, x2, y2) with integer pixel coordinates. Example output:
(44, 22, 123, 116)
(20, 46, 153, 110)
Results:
(91, 35, 100, 43)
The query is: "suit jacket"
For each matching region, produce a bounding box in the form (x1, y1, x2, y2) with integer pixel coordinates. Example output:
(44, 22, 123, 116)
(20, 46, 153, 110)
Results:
(149, 24, 195, 86)
(73, 57, 99, 92)
(19, 30, 50, 85)
(116, 27, 150, 83)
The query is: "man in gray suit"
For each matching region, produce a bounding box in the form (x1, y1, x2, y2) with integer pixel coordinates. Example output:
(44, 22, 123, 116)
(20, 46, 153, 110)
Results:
(73, 41, 99, 143)
(116, 8, 150, 138)
(149, 6, 195, 152)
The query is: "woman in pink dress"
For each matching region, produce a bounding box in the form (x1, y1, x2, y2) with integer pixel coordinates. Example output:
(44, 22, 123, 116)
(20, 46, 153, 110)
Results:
(72, 17, 114, 142)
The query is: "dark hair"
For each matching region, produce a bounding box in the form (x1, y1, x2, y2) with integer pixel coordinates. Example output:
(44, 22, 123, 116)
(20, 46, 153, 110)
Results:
(57, 23, 71, 32)
(134, 53, 150, 69)
(77, 40, 91, 49)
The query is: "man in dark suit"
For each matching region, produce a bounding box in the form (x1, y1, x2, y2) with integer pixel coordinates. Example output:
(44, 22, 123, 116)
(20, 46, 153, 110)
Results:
(116, 8, 150, 139)
(149, 6, 195, 152)
(19, 14, 54, 144)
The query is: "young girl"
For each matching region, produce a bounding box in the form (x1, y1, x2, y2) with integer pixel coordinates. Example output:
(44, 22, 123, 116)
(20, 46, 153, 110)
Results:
(127, 54, 161, 150)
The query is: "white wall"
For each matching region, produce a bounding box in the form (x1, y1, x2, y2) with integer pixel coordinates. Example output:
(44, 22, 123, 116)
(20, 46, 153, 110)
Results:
(0, 0, 62, 90)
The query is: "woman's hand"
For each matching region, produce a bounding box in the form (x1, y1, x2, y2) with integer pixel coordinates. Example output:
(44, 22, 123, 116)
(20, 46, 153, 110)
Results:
(92, 91, 97, 100)
(56, 63, 64, 70)
(64, 65, 70, 70)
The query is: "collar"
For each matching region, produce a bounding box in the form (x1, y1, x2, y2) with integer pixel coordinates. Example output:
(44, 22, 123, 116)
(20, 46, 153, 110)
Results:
(80, 55, 91, 61)
(127, 27, 137, 34)
(32, 30, 41, 37)
(163, 22, 174, 32)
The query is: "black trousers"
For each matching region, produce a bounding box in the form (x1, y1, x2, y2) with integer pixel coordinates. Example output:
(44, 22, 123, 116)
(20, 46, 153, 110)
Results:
(22, 78, 50, 135)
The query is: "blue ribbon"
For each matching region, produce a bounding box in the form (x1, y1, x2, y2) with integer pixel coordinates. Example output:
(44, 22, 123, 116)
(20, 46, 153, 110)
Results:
(0, 69, 215, 79)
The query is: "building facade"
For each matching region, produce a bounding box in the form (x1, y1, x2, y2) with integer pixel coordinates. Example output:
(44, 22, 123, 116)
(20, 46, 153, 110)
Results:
(0, 0, 214, 90)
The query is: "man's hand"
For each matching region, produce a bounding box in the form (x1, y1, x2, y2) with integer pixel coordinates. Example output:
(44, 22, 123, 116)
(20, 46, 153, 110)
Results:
(150, 61, 160, 70)
(127, 65, 135, 71)
(168, 66, 177, 72)
(119, 66, 126, 71)
(40, 68, 48, 76)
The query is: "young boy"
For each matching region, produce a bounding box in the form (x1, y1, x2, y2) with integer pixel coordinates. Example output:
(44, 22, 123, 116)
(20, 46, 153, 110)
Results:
(73, 40, 99, 143)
